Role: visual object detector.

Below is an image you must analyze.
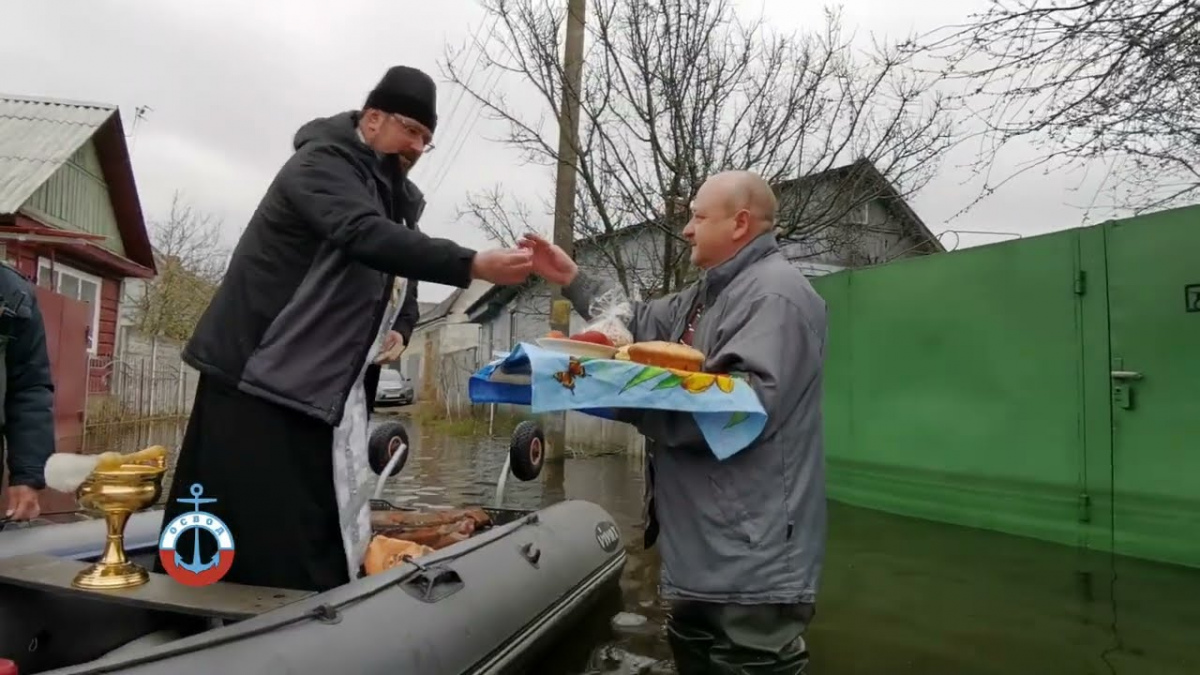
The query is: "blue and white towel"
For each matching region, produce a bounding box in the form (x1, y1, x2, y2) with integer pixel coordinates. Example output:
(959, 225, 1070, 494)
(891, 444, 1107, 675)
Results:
(468, 342, 766, 460)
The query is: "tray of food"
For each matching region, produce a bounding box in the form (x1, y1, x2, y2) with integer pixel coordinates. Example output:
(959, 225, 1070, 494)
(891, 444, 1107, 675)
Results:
(536, 330, 620, 360)
(536, 329, 712, 373)
(468, 288, 767, 460)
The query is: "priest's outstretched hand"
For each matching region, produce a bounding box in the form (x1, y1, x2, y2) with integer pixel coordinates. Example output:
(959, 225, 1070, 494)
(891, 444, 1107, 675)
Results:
(470, 247, 535, 285)
(518, 233, 578, 286)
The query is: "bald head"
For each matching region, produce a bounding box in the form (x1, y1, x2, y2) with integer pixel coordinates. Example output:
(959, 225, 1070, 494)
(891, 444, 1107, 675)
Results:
(703, 170, 777, 233)
(683, 170, 777, 269)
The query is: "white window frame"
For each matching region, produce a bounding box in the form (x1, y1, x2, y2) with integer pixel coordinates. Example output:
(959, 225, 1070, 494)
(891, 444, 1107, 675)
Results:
(37, 256, 103, 354)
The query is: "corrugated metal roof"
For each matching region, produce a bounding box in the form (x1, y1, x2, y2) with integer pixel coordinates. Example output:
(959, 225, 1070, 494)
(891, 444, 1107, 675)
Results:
(0, 94, 116, 214)
(416, 289, 464, 327)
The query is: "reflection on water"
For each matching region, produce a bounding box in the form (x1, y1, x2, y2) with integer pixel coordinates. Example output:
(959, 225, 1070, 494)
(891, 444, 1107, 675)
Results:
(378, 416, 1200, 675)
(79, 414, 1200, 674)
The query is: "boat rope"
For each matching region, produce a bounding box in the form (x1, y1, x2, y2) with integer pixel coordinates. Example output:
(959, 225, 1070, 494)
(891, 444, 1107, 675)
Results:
(66, 512, 544, 674)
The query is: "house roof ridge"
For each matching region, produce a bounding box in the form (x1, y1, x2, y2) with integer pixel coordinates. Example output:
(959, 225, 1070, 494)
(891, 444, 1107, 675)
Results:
(0, 92, 118, 111)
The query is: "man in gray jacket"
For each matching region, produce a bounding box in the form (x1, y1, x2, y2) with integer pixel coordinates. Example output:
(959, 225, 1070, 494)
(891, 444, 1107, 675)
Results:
(520, 170, 827, 673)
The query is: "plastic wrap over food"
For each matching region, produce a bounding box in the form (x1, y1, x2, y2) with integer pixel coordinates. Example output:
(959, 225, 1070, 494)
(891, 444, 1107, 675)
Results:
(581, 286, 634, 347)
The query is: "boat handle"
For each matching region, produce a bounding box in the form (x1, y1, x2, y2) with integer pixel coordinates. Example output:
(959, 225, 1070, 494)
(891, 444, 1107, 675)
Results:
(520, 541, 541, 566)
(401, 566, 465, 604)
(1110, 370, 1143, 381)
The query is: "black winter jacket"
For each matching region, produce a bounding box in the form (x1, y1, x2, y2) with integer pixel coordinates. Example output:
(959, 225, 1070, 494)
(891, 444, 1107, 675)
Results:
(0, 262, 55, 490)
(182, 111, 475, 426)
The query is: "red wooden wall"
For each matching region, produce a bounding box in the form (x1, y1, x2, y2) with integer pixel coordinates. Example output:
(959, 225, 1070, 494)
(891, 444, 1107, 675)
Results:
(33, 287, 91, 454)
(6, 241, 122, 388)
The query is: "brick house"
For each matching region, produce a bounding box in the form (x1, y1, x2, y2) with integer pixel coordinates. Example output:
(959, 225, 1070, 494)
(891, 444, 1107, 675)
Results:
(0, 94, 156, 375)
(0, 93, 157, 458)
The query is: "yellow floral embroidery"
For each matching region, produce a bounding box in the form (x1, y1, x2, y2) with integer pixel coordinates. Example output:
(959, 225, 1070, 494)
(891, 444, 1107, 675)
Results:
(668, 371, 736, 395)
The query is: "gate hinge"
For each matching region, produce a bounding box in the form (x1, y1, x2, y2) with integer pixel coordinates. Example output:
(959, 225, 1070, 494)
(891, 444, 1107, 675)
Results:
(1078, 492, 1092, 523)
(1074, 270, 1087, 295)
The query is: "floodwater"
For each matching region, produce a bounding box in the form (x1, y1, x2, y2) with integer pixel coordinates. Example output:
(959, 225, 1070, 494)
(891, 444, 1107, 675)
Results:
(71, 414, 1200, 674)
(375, 415, 1200, 675)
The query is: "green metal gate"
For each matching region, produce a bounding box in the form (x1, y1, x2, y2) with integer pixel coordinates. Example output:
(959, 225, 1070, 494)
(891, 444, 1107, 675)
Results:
(1100, 207, 1200, 567)
(814, 203, 1200, 569)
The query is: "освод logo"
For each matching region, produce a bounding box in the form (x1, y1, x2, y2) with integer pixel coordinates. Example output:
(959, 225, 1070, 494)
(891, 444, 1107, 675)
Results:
(158, 483, 235, 586)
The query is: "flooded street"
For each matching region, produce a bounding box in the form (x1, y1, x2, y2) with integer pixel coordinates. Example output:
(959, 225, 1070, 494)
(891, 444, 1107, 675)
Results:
(371, 414, 1200, 675)
(78, 414, 1200, 674)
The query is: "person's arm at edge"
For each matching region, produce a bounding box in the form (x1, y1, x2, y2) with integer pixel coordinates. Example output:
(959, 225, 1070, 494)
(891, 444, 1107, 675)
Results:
(561, 269, 681, 342)
(281, 144, 476, 289)
(4, 282, 55, 490)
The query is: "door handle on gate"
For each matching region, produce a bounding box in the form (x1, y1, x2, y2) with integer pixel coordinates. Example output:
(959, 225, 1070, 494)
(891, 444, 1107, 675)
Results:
(1111, 369, 1143, 410)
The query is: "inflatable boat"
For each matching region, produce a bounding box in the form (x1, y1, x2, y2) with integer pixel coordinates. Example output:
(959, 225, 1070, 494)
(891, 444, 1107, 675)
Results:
(0, 421, 626, 674)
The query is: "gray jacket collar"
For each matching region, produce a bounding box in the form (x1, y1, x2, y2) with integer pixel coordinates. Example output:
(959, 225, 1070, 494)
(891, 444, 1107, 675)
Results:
(698, 231, 780, 303)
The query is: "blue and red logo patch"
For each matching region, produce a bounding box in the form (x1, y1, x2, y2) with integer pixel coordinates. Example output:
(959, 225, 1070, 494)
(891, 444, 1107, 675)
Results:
(157, 483, 235, 587)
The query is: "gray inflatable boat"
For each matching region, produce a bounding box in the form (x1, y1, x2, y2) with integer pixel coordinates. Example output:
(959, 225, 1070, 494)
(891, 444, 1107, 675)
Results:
(0, 421, 627, 674)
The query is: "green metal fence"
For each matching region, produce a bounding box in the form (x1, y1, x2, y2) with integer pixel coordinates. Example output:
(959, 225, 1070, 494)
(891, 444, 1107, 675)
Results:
(813, 204, 1200, 569)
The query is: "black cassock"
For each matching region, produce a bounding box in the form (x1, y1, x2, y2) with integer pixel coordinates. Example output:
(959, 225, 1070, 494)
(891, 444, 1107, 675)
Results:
(153, 375, 350, 592)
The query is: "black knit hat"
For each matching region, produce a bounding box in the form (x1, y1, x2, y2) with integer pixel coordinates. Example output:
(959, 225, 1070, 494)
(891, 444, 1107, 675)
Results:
(364, 65, 438, 132)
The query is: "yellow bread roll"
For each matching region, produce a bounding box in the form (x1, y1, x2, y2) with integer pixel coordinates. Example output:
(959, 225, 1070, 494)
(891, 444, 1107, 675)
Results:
(93, 445, 167, 471)
(626, 341, 705, 372)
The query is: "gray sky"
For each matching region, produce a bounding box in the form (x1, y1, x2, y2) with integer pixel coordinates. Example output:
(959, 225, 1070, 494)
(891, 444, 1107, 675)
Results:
(1, 0, 1136, 302)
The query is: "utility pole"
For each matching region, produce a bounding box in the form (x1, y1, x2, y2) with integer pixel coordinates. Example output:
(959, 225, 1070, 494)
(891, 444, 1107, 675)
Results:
(549, 0, 586, 335)
(544, 0, 586, 466)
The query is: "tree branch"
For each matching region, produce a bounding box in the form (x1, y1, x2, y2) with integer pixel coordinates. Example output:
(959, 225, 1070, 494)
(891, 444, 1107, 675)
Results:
(909, 0, 1200, 213)
(443, 0, 953, 294)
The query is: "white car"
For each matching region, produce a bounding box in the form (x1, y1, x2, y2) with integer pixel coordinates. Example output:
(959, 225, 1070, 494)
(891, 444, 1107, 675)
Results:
(374, 368, 414, 406)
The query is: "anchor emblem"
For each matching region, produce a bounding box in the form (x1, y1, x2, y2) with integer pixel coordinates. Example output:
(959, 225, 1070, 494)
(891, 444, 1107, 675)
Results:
(157, 481, 236, 586)
(173, 483, 221, 575)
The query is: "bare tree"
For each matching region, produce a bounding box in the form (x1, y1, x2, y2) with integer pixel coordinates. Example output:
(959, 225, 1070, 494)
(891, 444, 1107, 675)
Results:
(132, 193, 228, 342)
(910, 0, 1200, 213)
(431, 348, 482, 420)
(444, 0, 953, 297)
(458, 186, 547, 247)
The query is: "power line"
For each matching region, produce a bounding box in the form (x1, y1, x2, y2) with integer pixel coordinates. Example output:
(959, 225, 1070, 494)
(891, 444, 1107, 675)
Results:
(426, 57, 504, 198)
(415, 14, 497, 186)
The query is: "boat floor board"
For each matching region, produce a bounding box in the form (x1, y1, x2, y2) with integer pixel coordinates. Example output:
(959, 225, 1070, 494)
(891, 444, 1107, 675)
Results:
(0, 554, 315, 620)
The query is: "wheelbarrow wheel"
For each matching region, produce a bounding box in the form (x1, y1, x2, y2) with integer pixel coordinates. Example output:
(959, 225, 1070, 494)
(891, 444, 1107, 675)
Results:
(509, 421, 545, 482)
(369, 421, 410, 477)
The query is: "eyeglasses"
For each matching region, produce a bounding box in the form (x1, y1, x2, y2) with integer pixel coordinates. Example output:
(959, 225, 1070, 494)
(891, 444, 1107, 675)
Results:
(390, 113, 435, 152)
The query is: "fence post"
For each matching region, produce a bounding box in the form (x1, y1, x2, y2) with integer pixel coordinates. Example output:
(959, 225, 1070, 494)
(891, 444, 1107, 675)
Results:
(176, 354, 184, 416)
(149, 336, 159, 417)
(81, 355, 92, 454)
(114, 357, 122, 410)
(137, 359, 146, 418)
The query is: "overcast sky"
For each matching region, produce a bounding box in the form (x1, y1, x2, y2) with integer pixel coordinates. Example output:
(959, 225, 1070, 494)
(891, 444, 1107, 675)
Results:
(1, 0, 1137, 301)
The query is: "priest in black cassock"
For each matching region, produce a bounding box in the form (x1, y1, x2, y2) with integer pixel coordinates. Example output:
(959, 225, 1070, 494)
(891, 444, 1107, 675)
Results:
(155, 66, 533, 592)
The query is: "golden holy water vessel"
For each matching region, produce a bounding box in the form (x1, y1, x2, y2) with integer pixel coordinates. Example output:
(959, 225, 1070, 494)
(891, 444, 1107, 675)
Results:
(71, 445, 169, 591)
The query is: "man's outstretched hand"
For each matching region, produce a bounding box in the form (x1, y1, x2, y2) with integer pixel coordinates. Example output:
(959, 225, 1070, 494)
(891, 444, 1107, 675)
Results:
(518, 233, 578, 286)
(471, 248, 534, 285)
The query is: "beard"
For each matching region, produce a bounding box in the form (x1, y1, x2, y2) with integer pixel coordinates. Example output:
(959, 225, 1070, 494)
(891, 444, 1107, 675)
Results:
(398, 153, 420, 172)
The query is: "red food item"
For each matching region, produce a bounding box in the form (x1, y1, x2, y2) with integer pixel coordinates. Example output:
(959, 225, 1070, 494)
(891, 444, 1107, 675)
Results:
(377, 518, 478, 549)
(568, 330, 614, 346)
